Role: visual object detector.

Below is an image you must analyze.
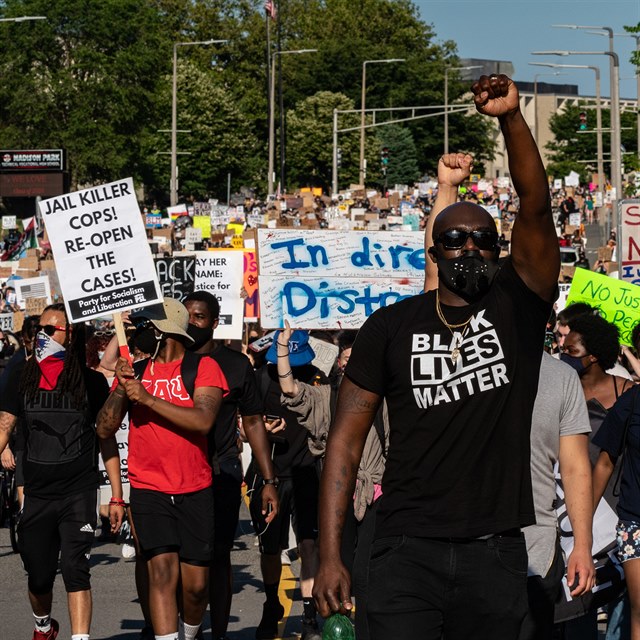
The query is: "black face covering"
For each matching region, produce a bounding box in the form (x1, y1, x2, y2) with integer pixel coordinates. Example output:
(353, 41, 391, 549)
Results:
(133, 326, 164, 357)
(186, 324, 213, 351)
(437, 250, 500, 303)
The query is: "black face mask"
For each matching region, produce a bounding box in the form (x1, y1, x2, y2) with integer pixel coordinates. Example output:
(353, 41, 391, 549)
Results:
(186, 324, 213, 351)
(437, 250, 500, 302)
(133, 326, 164, 358)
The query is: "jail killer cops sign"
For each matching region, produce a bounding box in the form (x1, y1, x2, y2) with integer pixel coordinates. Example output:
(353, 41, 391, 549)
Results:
(38, 178, 163, 322)
(257, 229, 425, 329)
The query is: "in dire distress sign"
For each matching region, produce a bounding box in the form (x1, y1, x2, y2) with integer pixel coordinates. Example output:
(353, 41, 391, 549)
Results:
(39, 178, 162, 322)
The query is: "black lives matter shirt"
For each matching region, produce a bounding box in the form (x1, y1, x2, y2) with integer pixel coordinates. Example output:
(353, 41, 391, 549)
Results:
(1, 362, 109, 499)
(207, 345, 263, 465)
(345, 258, 551, 539)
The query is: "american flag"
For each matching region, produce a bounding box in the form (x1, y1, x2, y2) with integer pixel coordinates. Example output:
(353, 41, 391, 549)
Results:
(264, 0, 277, 20)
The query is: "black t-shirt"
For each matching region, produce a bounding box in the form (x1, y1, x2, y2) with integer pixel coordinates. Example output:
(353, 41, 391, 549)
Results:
(345, 258, 551, 539)
(0, 349, 26, 450)
(257, 363, 327, 477)
(592, 386, 640, 521)
(207, 345, 263, 464)
(1, 361, 109, 498)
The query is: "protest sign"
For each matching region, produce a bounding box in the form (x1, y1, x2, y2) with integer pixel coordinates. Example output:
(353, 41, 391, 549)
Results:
(99, 416, 129, 486)
(194, 251, 244, 340)
(309, 336, 339, 376)
(38, 178, 163, 322)
(243, 250, 259, 321)
(14, 276, 51, 310)
(193, 215, 211, 239)
(2, 215, 16, 230)
(566, 267, 640, 345)
(569, 213, 581, 227)
(0, 313, 13, 332)
(258, 229, 424, 329)
(619, 199, 640, 284)
(25, 297, 49, 317)
(155, 256, 195, 301)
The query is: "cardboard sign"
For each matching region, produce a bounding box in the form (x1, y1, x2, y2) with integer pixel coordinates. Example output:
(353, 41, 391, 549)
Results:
(14, 276, 51, 310)
(257, 229, 424, 329)
(619, 200, 640, 284)
(38, 178, 163, 322)
(25, 297, 48, 317)
(154, 256, 196, 302)
(194, 251, 245, 340)
(566, 268, 640, 345)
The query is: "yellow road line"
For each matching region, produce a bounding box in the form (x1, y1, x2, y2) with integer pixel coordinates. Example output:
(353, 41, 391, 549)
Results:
(242, 485, 297, 640)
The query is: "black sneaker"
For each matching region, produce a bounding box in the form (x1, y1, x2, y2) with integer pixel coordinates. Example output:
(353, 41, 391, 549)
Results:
(139, 625, 154, 640)
(255, 600, 285, 639)
(194, 628, 205, 640)
(301, 617, 322, 640)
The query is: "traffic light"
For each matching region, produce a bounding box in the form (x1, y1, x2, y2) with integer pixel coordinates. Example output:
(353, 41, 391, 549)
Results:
(381, 147, 389, 167)
(579, 111, 588, 131)
(337, 147, 342, 168)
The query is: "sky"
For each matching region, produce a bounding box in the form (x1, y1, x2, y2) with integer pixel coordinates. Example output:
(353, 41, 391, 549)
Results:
(414, 0, 640, 100)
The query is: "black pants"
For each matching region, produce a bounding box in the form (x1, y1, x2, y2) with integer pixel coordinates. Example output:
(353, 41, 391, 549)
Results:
(19, 489, 97, 594)
(367, 533, 528, 640)
(519, 537, 565, 640)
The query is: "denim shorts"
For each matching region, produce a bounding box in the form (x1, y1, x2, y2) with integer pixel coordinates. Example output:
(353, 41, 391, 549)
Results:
(615, 519, 640, 563)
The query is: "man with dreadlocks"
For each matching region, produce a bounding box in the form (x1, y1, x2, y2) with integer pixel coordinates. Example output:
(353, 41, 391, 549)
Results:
(0, 303, 124, 640)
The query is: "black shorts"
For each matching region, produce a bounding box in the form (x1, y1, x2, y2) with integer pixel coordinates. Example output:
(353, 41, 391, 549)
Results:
(212, 458, 243, 556)
(129, 486, 214, 565)
(19, 489, 97, 594)
(248, 464, 319, 556)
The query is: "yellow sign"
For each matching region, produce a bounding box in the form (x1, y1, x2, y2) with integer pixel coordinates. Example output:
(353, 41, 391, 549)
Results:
(231, 235, 244, 249)
(193, 215, 211, 239)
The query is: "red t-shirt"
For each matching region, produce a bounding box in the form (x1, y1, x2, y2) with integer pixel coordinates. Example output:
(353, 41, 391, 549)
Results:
(126, 356, 228, 494)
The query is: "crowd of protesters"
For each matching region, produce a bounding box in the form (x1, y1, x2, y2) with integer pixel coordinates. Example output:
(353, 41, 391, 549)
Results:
(2, 73, 640, 640)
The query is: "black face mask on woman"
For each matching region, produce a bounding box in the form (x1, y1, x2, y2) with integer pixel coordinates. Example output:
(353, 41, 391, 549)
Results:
(436, 250, 500, 303)
(559, 352, 593, 377)
(186, 324, 212, 351)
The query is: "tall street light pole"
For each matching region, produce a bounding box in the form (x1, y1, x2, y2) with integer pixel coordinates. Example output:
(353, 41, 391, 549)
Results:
(171, 39, 227, 207)
(444, 65, 482, 155)
(613, 32, 640, 163)
(359, 59, 405, 185)
(267, 48, 317, 198)
(530, 61, 604, 197)
(529, 70, 564, 147)
(534, 50, 621, 225)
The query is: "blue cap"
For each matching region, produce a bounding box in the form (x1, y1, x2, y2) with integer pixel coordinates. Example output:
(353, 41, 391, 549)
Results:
(266, 330, 315, 367)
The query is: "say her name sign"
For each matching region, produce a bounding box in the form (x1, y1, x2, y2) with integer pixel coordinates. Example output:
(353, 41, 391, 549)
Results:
(566, 267, 640, 345)
(38, 178, 162, 322)
(258, 229, 424, 329)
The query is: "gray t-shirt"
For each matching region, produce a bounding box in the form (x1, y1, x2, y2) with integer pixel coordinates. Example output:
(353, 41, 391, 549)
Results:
(523, 352, 590, 577)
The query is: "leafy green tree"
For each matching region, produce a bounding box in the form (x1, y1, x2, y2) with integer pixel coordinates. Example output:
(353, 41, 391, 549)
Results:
(376, 124, 419, 187)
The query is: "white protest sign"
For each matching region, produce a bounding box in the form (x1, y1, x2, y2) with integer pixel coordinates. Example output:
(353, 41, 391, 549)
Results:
(482, 204, 500, 218)
(194, 250, 244, 340)
(2, 216, 16, 230)
(569, 213, 581, 227)
(553, 179, 563, 190)
(186, 227, 202, 244)
(619, 199, 640, 284)
(38, 178, 163, 322)
(14, 276, 51, 310)
(564, 171, 580, 187)
(258, 229, 424, 329)
(309, 336, 340, 376)
(99, 415, 129, 486)
(0, 313, 13, 332)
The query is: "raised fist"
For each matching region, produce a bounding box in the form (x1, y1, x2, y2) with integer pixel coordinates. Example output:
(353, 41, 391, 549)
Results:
(438, 153, 474, 188)
(472, 74, 519, 118)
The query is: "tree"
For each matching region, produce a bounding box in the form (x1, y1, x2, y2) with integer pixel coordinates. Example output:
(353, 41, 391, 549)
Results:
(377, 124, 419, 187)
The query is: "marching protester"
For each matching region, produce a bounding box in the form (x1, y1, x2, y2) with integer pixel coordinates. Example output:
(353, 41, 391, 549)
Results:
(313, 74, 560, 638)
(0, 303, 124, 640)
(183, 290, 279, 640)
(96, 297, 229, 640)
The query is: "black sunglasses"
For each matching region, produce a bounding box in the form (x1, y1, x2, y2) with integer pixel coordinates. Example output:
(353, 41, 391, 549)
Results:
(434, 228, 499, 251)
(37, 324, 67, 336)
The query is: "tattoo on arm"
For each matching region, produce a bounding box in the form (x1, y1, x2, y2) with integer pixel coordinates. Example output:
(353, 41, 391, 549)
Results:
(0, 411, 17, 439)
(96, 393, 128, 438)
(341, 387, 379, 414)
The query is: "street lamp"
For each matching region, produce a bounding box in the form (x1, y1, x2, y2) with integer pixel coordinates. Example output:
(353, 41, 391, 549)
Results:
(359, 59, 405, 184)
(529, 61, 604, 197)
(267, 48, 317, 198)
(170, 39, 227, 207)
(444, 65, 482, 154)
(533, 50, 621, 209)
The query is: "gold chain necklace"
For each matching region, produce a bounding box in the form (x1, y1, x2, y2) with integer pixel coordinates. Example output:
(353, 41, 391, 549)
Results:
(435, 290, 473, 364)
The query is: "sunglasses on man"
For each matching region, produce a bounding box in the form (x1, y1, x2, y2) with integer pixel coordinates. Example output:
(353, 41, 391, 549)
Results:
(434, 228, 499, 251)
(36, 324, 67, 336)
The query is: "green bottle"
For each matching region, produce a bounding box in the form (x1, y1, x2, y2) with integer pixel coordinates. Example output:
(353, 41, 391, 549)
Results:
(322, 613, 355, 640)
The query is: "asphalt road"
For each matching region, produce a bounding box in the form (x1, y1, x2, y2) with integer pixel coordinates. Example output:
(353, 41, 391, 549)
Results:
(0, 500, 307, 640)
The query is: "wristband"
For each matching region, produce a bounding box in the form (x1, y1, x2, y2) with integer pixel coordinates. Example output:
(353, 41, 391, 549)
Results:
(277, 342, 289, 348)
(109, 498, 126, 507)
(263, 477, 279, 487)
(278, 370, 293, 379)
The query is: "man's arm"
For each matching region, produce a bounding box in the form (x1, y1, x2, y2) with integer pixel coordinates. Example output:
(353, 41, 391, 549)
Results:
(96, 388, 129, 439)
(99, 436, 125, 533)
(312, 378, 381, 617)
(558, 433, 596, 596)
(0, 411, 17, 457)
(472, 75, 559, 302)
(424, 153, 474, 291)
(242, 413, 279, 523)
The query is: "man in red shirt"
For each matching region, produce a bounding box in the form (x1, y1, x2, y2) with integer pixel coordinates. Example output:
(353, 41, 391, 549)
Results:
(97, 298, 228, 640)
